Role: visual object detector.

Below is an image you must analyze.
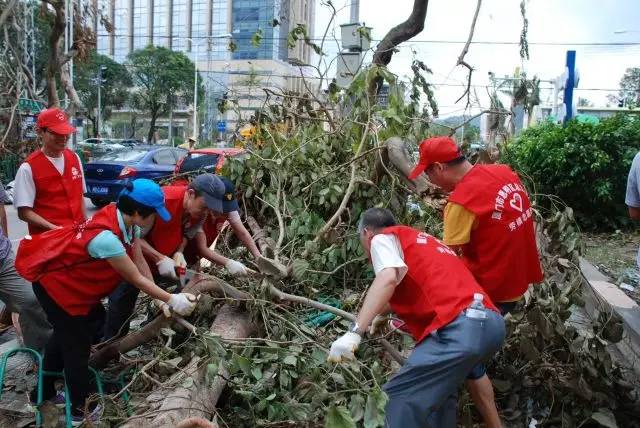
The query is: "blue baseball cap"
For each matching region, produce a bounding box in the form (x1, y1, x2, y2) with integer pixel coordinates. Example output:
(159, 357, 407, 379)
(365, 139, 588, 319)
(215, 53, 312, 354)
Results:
(119, 179, 171, 222)
(220, 177, 240, 213)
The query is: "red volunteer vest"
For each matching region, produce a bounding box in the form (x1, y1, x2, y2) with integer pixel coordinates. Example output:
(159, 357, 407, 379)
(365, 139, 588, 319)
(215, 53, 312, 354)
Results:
(183, 214, 227, 265)
(25, 149, 85, 235)
(382, 226, 497, 343)
(38, 204, 133, 315)
(147, 185, 188, 257)
(448, 164, 544, 302)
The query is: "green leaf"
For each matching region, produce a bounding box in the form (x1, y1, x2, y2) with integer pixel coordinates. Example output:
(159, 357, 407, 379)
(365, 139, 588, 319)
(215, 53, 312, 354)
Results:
(236, 355, 252, 376)
(325, 406, 356, 428)
(251, 366, 263, 380)
(283, 355, 297, 366)
(591, 409, 618, 428)
(291, 259, 309, 280)
(364, 389, 387, 428)
(348, 394, 365, 422)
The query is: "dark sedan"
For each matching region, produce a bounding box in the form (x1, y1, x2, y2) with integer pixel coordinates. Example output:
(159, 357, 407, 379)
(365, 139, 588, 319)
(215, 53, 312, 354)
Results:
(84, 146, 187, 206)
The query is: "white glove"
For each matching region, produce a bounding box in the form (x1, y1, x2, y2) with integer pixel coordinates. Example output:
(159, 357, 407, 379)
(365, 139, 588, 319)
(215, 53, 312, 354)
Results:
(173, 251, 187, 269)
(225, 259, 249, 277)
(157, 256, 178, 279)
(327, 332, 361, 363)
(168, 293, 198, 316)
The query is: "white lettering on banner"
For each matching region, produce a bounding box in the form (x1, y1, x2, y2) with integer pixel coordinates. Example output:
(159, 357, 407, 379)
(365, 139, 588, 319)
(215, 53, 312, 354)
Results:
(491, 211, 502, 220)
(509, 222, 516, 231)
(416, 232, 428, 245)
(436, 246, 457, 256)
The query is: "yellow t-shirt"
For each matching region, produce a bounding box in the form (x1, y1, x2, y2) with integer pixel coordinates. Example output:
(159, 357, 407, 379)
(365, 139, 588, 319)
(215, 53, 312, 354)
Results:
(442, 202, 478, 246)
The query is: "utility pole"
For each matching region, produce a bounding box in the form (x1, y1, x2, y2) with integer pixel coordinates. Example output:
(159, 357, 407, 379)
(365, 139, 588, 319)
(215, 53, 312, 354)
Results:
(350, 0, 359, 22)
(95, 65, 107, 137)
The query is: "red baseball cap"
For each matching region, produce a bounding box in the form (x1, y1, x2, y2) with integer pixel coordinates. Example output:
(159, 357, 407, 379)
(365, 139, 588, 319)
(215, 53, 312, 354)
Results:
(408, 136, 461, 180)
(36, 108, 76, 135)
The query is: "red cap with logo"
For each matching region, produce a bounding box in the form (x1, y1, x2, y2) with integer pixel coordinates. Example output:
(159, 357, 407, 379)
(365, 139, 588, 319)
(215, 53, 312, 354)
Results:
(408, 136, 461, 180)
(36, 108, 76, 135)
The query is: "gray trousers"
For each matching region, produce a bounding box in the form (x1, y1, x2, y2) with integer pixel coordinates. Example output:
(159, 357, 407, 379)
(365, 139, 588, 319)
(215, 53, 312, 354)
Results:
(383, 309, 506, 428)
(0, 253, 52, 352)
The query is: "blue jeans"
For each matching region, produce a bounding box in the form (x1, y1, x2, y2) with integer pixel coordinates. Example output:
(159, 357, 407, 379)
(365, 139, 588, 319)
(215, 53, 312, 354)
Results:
(466, 301, 517, 380)
(383, 309, 505, 428)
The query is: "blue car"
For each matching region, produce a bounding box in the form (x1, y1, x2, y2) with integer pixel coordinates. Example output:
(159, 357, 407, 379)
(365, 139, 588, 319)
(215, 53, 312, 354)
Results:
(84, 145, 187, 207)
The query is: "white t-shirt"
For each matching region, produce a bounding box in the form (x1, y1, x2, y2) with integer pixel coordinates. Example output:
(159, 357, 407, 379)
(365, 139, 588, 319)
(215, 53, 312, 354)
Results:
(13, 152, 86, 208)
(370, 234, 408, 284)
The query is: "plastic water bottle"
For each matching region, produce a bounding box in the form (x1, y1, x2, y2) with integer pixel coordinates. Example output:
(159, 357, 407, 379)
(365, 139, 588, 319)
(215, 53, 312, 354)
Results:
(466, 293, 487, 319)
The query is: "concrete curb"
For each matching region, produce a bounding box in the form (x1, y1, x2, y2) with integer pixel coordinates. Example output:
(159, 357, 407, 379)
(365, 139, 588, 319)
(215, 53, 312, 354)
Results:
(579, 258, 640, 378)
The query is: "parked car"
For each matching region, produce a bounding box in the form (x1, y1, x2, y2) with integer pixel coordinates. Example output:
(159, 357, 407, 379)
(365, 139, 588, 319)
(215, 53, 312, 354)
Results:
(84, 146, 187, 207)
(77, 138, 128, 161)
(174, 147, 246, 177)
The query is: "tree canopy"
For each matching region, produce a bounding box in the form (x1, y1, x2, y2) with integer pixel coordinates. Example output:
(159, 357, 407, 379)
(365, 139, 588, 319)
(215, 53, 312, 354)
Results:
(127, 45, 202, 142)
(75, 51, 132, 137)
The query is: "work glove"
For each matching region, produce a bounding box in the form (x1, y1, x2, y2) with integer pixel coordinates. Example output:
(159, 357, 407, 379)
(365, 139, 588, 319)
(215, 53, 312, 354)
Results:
(225, 259, 249, 277)
(154, 293, 199, 317)
(327, 332, 361, 363)
(157, 256, 178, 279)
(173, 251, 187, 269)
(168, 293, 198, 316)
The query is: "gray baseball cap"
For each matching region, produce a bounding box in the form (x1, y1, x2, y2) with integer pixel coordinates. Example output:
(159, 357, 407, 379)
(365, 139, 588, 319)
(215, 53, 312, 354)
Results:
(192, 173, 225, 212)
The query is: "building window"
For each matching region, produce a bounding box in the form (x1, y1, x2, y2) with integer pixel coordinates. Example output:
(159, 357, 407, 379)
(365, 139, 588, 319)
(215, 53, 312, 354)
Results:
(132, 0, 149, 50)
(153, 0, 168, 47)
(96, 0, 110, 55)
(172, 0, 188, 52)
(113, 0, 129, 61)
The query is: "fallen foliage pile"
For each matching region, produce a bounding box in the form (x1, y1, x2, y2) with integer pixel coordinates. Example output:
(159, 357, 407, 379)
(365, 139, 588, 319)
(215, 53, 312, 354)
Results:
(70, 67, 640, 427)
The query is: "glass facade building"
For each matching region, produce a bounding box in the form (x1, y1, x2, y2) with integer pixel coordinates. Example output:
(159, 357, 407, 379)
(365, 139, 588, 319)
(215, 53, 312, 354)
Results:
(231, 0, 282, 60)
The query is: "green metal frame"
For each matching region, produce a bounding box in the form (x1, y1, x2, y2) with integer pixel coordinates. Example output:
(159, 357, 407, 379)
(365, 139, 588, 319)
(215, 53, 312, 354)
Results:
(0, 347, 130, 427)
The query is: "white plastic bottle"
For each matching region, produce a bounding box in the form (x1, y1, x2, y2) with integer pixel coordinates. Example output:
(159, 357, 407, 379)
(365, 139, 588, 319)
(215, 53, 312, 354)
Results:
(466, 293, 488, 319)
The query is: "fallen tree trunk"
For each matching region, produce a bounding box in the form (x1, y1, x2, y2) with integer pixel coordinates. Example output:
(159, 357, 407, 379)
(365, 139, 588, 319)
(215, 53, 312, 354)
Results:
(90, 276, 250, 368)
(120, 304, 255, 428)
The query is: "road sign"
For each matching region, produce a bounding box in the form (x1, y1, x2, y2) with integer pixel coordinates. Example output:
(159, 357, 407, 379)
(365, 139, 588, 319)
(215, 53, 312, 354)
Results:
(217, 121, 226, 132)
(18, 98, 44, 113)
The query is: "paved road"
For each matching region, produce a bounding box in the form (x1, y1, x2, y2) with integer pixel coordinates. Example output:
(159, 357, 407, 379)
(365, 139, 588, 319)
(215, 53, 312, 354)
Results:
(4, 199, 98, 251)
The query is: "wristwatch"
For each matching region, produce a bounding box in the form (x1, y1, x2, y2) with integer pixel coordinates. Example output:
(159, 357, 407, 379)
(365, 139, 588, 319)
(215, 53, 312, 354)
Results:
(349, 322, 365, 336)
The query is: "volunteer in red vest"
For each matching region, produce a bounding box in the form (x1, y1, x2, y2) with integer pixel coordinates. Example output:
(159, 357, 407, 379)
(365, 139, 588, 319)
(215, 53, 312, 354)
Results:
(328, 208, 505, 428)
(15, 178, 198, 425)
(182, 176, 262, 273)
(14, 108, 86, 235)
(103, 173, 226, 340)
(408, 136, 543, 428)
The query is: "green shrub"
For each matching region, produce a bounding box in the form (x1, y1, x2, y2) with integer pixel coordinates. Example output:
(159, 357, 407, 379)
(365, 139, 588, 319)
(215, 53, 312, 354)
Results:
(502, 114, 640, 230)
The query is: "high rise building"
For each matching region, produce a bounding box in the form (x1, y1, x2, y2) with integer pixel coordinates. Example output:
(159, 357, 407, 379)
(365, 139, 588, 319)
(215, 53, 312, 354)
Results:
(94, 0, 315, 140)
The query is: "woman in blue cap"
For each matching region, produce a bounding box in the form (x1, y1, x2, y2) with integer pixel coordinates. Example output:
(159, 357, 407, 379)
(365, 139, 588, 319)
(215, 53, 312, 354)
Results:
(15, 178, 198, 425)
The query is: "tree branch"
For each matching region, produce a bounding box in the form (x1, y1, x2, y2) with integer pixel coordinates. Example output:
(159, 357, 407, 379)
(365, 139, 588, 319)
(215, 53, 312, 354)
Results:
(372, 0, 429, 67)
(455, 0, 482, 108)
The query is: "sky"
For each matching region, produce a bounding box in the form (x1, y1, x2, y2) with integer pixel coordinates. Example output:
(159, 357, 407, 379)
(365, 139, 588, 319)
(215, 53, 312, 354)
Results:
(313, 0, 640, 117)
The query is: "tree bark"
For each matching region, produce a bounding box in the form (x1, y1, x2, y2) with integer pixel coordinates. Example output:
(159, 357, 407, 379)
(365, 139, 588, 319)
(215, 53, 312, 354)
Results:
(120, 305, 255, 428)
(46, 0, 65, 107)
(372, 0, 429, 67)
(147, 110, 159, 143)
(89, 276, 251, 368)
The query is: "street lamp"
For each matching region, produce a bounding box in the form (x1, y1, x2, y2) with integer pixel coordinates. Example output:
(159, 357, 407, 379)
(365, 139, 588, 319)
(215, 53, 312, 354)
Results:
(177, 34, 232, 141)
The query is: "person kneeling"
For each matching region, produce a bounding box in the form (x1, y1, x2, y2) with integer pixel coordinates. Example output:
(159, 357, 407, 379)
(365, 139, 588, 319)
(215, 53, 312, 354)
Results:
(328, 208, 506, 428)
(15, 179, 198, 426)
